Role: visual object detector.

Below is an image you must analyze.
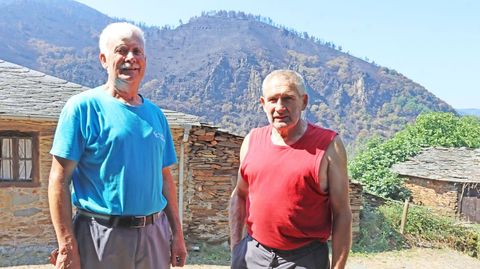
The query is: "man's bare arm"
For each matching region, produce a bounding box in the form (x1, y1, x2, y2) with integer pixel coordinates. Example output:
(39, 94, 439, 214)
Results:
(162, 167, 188, 267)
(228, 133, 250, 250)
(48, 156, 81, 268)
(327, 136, 352, 269)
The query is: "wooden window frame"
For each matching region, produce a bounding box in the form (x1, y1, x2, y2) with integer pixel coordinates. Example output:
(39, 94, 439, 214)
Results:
(0, 131, 40, 187)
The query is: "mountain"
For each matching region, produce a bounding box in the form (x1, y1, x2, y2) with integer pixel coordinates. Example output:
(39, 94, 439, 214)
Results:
(0, 0, 112, 86)
(0, 0, 455, 149)
(456, 109, 480, 117)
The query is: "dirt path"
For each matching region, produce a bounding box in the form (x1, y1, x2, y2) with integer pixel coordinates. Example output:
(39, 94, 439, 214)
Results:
(346, 248, 480, 269)
(2, 247, 480, 269)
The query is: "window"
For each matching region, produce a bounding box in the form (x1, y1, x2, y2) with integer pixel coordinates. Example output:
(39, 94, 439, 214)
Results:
(0, 132, 39, 187)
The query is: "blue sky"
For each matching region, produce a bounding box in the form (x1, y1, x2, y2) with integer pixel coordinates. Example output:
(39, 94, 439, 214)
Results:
(75, 0, 479, 109)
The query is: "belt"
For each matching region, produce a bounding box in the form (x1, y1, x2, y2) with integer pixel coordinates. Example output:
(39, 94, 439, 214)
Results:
(77, 209, 162, 228)
(248, 234, 326, 256)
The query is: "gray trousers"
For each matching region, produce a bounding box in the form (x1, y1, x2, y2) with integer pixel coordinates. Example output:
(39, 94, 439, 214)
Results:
(73, 211, 172, 269)
(231, 235, 330, 269)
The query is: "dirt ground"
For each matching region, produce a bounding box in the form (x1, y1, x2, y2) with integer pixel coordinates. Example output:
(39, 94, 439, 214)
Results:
(346, 247, 480, 269)
(2, 247, 480, 269)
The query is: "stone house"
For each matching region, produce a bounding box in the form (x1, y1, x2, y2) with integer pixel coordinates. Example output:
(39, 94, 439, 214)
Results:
(1, 58, 363, 264)
(392, 147, 480, 223)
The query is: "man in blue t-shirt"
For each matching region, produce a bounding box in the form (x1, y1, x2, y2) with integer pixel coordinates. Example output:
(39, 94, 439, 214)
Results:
(48, 22, 187, 268)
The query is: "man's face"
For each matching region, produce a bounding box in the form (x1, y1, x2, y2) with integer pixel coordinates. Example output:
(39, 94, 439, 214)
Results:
(260, 76, 307, 131)
(100, 34, 146, 88)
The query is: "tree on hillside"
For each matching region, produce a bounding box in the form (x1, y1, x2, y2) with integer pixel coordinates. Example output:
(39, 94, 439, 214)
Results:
(349, 112, 480, 199)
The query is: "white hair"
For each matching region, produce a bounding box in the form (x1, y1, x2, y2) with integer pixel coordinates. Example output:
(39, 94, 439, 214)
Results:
(99, 22, 145, 56)
(262, 69, 307, 96)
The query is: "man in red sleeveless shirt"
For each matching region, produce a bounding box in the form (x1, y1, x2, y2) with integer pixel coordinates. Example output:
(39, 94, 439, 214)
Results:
(229, 70, 352, 269)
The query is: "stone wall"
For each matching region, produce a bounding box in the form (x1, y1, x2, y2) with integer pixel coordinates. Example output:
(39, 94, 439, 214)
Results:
(404, 177, 460, 216)
(0, 118, 58, 265)
(182, 126, 242, 243)
(167, 127, 182, 193)
(349, 181, 363, 239)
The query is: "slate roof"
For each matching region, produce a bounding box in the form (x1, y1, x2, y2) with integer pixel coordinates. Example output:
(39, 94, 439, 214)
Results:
(0, 59, 87, 119)
(391, 147, 480, 183)
(162, 109, 202, 127)
(0, 59, 201, 126)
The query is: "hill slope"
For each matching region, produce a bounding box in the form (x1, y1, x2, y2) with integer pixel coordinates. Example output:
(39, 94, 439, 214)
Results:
(0, 0, 112, 86)
(0, 0, 455, 147)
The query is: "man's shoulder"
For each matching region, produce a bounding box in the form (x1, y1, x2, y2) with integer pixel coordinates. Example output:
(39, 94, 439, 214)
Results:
(252, 125, 270, 132)
(66, 87, 103, 105)
(142, 98, 166, 115)
(141, 97, 158, 108)
(305, 123, 338, 148)
(248, 125, 270, 137)
(308, 122, 337, 135)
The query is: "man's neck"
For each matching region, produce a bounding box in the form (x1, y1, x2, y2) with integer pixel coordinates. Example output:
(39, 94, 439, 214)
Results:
(104, 82, 142, 106)
(271, 120, 308, 146)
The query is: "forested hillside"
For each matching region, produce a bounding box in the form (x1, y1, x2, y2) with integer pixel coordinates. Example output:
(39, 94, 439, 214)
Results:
(0, 0, 455, 148)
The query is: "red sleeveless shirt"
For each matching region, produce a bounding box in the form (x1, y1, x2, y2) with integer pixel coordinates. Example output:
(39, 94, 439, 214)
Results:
(240, 123, 337, 250)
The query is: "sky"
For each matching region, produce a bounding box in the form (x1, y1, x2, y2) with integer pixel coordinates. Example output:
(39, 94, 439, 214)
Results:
(75, 0, 479, 109)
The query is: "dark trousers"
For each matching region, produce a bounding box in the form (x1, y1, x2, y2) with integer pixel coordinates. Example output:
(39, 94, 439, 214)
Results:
(73, 211, 171, 269)
(231, 235, 330, 269)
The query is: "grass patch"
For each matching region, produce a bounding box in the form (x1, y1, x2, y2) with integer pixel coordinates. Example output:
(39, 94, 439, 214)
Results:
(352, 204, 408, 253)
(353, 200, 480, 259)
(380, 201, 480, 257)
(187, 243, 231, 266)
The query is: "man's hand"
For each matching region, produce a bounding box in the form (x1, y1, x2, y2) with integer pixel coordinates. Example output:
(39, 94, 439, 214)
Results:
(170, 233, 187, 267)
(49, 248, 58, 265)
(54, 243, 81, 269)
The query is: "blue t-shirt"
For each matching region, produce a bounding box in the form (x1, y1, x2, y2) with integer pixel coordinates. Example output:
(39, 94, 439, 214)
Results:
(51, 87, 177, 215)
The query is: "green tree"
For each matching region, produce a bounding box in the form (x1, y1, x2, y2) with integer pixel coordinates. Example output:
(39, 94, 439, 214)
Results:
(349, 112, 480, 199)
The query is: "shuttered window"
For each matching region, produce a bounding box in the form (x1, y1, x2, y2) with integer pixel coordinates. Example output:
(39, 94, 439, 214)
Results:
(0, 132, 39, 187)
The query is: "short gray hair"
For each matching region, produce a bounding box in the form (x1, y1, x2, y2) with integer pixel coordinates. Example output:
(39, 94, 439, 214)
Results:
(262, 70, 306, 96)
(99, 22, 145, 55)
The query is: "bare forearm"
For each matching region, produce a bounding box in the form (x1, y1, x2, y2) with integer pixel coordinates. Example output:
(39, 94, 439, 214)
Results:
(228, 194, 246, 250)
(162, 169, 188, 266)
(47, 157, 81, 268)
(48, 172, 75, 246)
(162, 172, 183, 235)
(331, 211, 352, 269)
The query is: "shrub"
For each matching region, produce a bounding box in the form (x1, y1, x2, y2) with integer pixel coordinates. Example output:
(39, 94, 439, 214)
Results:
(379, 202, 480, 257)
